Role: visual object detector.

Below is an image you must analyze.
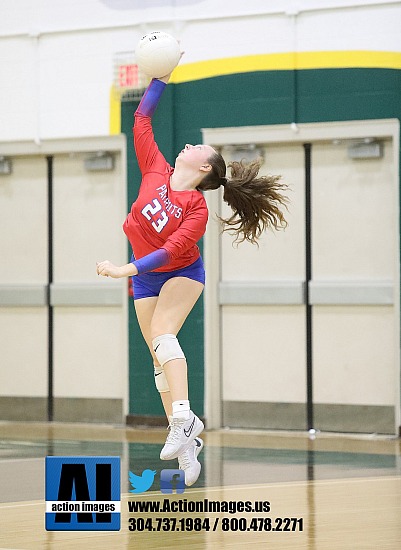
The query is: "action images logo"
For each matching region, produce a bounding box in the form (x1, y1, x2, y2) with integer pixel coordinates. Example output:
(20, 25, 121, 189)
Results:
(45, 456, 121, 531)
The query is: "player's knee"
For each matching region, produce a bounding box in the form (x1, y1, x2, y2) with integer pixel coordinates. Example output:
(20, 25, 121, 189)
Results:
(154, 364, 170, 393)
(152, 333, 185, 368)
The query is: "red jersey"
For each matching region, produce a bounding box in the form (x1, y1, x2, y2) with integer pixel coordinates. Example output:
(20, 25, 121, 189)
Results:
(123, 113, 208, 272)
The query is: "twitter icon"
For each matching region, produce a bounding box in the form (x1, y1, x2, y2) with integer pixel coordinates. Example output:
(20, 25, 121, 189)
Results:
(128, 469, 157, 494)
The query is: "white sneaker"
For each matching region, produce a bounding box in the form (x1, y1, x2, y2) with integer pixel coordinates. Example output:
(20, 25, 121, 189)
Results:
(178, 438, 204, 486)
(160, 411, 204, 460)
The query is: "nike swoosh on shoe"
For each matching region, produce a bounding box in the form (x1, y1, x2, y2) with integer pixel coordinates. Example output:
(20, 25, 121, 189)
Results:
(183, 417, 195, 438)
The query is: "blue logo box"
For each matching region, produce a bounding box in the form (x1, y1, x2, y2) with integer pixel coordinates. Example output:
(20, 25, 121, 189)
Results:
(45, 456, 120, 531)
(160, 469, 185, 494)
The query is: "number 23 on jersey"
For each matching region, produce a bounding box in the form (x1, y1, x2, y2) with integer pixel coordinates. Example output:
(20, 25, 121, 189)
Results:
(141, 199, 168, 233)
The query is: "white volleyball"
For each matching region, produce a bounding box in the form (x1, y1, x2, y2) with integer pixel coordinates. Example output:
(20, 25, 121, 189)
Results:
(135, 31, 181, 78)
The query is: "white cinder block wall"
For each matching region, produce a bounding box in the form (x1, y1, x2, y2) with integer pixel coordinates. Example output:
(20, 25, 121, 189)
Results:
(0, 0, 400, 427)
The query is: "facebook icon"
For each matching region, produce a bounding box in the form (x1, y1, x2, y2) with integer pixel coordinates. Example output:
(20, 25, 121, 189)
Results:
(160, 469, 185, 494)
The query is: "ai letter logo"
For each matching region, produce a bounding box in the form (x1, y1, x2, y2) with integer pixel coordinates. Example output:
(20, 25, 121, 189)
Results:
(160, 469, 185, 494)
(45, 456, 120, 531)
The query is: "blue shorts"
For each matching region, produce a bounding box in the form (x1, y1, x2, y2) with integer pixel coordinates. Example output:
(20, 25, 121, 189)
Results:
(132, 256, 205, 300)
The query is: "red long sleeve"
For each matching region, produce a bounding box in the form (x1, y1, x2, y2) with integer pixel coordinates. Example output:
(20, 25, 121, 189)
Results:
(123, 114, 208, 272)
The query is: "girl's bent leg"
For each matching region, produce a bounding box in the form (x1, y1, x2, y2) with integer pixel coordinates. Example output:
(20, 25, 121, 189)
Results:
(151, 276, 204, 336)
(150, 277, 205, 462)
(134, 296, 173, 418)
(150, 277, 204, 401)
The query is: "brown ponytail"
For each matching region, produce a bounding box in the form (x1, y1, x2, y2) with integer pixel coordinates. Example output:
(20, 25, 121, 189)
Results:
(198, 152, 289, 245)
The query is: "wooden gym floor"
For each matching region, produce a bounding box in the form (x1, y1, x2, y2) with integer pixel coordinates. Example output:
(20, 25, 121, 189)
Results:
(0, 421, 400, 549)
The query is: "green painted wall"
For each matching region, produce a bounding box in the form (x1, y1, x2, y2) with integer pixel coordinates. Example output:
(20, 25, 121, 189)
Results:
(173, 68, 401, 144)
(121, 86, 204, 419)
(123, 67, 401, 419)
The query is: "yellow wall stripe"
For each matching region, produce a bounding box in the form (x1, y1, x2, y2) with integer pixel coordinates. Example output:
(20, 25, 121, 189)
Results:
(109, 85, 121, 136)
(171, 50, 401, 83)
(297, 50, 401, 70)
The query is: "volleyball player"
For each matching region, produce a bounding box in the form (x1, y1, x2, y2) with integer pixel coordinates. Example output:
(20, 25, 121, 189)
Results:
(97, 72, 288, 486)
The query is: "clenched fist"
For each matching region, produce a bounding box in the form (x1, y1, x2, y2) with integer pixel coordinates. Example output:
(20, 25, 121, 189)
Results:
(96, 260, 138, 278)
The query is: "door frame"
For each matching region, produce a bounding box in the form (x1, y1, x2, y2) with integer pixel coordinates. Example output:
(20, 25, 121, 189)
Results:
(0, 134, 129, 421)
(202, 119, 400, 433)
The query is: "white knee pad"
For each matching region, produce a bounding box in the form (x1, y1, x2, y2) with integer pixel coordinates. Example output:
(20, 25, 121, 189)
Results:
(154, 365, 170, 393)
(152, 334, 185, 368)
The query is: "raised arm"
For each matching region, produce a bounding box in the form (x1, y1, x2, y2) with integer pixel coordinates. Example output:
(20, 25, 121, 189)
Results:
(134, 78, 168, 174)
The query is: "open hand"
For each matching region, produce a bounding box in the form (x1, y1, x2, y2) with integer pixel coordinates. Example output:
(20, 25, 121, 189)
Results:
(158, 50, 185, 83)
